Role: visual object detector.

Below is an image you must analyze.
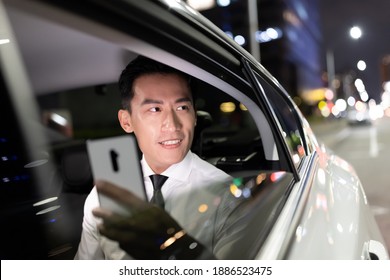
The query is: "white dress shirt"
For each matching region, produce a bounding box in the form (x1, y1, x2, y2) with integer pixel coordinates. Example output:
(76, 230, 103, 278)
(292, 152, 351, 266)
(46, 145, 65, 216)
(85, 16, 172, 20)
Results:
(74, 151, 231, 259)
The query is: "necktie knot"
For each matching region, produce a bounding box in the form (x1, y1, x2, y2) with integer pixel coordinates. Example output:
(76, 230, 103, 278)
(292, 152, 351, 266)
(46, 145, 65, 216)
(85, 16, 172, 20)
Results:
(149, 174, 168, 208)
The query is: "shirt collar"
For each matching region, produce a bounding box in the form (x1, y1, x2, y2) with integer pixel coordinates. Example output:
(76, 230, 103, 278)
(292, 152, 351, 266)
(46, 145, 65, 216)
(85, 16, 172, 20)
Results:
(141, 151, 193, 183)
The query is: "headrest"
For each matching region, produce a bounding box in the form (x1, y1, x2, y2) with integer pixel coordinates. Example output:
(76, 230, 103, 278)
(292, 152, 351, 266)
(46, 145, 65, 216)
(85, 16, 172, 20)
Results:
(60, 143, 93, 193)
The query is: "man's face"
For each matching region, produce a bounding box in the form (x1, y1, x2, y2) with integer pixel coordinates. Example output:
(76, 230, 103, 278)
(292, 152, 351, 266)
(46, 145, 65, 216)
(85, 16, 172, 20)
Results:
(118, 73, 196, 174)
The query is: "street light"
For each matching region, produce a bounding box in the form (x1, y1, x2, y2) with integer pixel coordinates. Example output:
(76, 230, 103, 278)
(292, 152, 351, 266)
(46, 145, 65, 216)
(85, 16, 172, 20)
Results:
(357, 60, 367, 71)
(350, 26, 362, 40)
(326, 26, 362, 98)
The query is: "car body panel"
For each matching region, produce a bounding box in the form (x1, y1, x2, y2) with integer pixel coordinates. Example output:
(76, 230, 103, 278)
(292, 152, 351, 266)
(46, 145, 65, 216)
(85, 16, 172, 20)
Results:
(289, 151, 385, 259)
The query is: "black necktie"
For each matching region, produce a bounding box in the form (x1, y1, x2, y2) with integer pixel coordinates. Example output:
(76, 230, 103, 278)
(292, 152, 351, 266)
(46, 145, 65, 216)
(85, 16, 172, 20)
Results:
(149, 174, 168, 208)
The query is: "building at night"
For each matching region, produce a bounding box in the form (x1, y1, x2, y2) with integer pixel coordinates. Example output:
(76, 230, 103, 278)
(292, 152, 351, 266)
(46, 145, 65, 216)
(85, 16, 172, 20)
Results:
(188, 0, 325, 113)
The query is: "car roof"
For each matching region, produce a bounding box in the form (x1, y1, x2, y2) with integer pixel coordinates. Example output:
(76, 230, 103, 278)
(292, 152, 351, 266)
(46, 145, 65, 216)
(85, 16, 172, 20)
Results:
(5, 0, 279, 96)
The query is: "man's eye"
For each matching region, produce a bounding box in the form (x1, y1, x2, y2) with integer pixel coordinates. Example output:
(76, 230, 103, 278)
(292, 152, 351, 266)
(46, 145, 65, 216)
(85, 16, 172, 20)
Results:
(149, 107, 161, 112)
(177, 105, 190, 111)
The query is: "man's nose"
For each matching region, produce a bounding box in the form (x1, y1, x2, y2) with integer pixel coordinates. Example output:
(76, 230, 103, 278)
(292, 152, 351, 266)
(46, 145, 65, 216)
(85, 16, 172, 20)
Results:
(162, 109, 181, 131)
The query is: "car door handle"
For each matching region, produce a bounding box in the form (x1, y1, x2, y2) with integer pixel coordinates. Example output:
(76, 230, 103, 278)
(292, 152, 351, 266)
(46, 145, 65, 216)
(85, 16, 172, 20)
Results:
(362, 240, 389, 260)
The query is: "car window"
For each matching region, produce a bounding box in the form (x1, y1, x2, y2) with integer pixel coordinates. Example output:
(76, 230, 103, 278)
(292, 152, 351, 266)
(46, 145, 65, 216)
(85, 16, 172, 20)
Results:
(192, 80, 269, 172)
(255, 75, 306, 167)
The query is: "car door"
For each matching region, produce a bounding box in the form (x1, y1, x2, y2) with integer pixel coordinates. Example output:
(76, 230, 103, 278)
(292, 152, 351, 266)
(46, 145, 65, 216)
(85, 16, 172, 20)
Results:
(0, 0, 304, 260)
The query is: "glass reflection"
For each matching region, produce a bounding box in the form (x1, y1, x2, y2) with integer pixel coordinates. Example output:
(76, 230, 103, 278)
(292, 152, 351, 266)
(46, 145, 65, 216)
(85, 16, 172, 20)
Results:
(169, 170, 292, 259)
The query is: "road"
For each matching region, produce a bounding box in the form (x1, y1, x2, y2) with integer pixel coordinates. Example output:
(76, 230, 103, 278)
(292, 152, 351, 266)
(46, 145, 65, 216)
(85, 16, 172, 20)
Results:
(311, 116, 390, 256)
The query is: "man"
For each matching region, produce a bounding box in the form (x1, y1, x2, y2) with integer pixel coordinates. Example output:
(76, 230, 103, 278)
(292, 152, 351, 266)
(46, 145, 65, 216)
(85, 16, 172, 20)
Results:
(75, 56, 231, 259)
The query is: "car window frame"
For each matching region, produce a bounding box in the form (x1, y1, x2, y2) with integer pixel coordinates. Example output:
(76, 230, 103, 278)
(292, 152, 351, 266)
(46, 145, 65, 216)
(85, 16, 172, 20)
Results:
(241, 59, 300, 181)
(254, 73, 308, 165)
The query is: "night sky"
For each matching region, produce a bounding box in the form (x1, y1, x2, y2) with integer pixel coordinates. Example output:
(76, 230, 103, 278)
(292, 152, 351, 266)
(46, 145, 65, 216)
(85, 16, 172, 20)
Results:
(319, 0, 390, 101)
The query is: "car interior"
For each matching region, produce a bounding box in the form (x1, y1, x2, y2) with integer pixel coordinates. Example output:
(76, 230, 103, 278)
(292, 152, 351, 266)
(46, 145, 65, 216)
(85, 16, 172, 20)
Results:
(1, 1, 286, 259)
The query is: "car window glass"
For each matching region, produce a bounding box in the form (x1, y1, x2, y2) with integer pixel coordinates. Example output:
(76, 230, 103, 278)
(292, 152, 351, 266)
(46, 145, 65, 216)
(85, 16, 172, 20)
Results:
(255, 76, 306, 167)
(192, 80, 265, 172)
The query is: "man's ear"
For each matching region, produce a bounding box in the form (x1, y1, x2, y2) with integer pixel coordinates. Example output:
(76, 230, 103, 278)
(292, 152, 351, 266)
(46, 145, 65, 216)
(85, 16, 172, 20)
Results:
(118, 109, 133, 133)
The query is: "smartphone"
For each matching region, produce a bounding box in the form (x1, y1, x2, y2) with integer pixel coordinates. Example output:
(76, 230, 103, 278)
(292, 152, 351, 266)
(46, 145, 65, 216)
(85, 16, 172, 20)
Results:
(86, 135, 146, 215)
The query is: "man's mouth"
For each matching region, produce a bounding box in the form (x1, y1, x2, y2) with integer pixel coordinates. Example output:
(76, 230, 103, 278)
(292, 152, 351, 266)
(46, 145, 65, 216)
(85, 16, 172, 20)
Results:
(159, 139, 182, 146)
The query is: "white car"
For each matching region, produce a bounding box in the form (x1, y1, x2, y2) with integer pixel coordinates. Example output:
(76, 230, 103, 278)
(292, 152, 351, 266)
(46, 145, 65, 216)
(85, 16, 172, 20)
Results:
(0, 0, 387, 260)
(347, 108, 371, 125)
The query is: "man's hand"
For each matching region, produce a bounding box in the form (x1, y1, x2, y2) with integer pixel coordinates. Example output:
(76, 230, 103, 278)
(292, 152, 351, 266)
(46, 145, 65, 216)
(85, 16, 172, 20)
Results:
(92, 180, 206, 259)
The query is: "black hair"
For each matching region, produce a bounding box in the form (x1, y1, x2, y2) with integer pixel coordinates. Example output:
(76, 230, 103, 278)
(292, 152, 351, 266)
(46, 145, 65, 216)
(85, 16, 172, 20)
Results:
(118, 55, 195, 112)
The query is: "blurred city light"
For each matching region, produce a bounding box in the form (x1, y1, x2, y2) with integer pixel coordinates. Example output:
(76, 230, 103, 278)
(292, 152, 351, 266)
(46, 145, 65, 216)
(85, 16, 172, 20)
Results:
(355, 78, 365, 91)
(384, 81, 390, 92)
(318, 100, 332, 117)
(335, 98, 347, 112)
(381, 84, 390, 111)
(239, 103, 248, 111)
(321, 107, 331, 117)
(217, 0, 231, 7)
(350, 26, 362, 39)
(255, 27, 283, 43)
(360, 92, 369, 102)
(347, 96, 356, 107)
(357, 60, 366, 71)
(318, 100, 327, 111)
(301, 88, 326, 104)
(220, 102, 236, 113)
(368, 99, 383, 120)
(355, 100, 366, 111)
(355, 78, 369, 102)
(225, 31, 233, 39)
(234, 35, 246, 45)
(324, 88, 334, 100)
(331, 105, 340, 117)
(198, 204, 208, 213)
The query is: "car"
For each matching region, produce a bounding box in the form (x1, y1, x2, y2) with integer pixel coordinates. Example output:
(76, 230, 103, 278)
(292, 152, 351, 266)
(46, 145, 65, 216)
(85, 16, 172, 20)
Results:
(346, 104, 372, 126)
(0, 0, 388, 260)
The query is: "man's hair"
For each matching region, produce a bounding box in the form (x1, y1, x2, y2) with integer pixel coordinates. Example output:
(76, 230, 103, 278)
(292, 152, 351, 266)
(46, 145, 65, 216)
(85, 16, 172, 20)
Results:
(118, 55, 194, 112)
